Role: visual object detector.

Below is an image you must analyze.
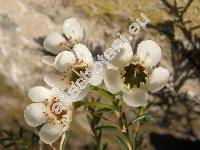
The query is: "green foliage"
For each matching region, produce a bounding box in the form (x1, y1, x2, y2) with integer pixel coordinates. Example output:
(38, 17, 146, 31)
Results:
(0, 126, 39, 149)
(115, 135, 129, 150)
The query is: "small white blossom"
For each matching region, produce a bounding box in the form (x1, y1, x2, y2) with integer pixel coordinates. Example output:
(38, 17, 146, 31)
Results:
(42, 18, 84, 66)
(24, 86, 74, 144)
(43, 43, 105, 99)
(42, 18, 105, 100)
(43, 18, 83, 55)
(104, 40, 170, 107)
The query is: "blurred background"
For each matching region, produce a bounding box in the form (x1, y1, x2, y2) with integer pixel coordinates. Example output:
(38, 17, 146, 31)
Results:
(0, 0, 200, 149)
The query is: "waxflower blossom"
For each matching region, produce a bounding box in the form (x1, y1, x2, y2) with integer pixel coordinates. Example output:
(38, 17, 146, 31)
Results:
(42, 18, 84, 65)
(42, 18, 105, 103)
(42, 18, 84, 66)
(24, 86, 74, 144)
(104, 40, 170, 107)
(43, 43, 105, 102)
(45, 18, 83, 52)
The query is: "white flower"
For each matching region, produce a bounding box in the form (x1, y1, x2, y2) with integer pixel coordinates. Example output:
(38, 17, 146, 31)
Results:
(42, 18, 83, 58)
(43, 43, 105, 97)
(104, 40, 170, 107)
(42, 18, 105, 97)
(63, 18, 84, 43)
(24, 86, 74, 144)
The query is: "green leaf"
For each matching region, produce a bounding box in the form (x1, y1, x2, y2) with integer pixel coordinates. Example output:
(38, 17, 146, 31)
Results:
(62, 131, 72, 150)
(31, 133, 39, 145)
(95, 126, 118, 131)
(129, 115, 146, 125)
(89, 85, 115, 101)
(4, 143, 16, 148)
(131, 110, 138, 120)
(101, 143, 108, 150)
(19, 126, 23, 138)
(74, 101, 113, 109)
(115, 136, 129, 150)
(2, 130, 13, 136)
(94, 108, 113, 115)
(119, 112, 127, 128)
(0, 138, 11, 142)
(87, 113, 93, 126)
(117, 99, 124, 108)
(132, 132, 137, 150)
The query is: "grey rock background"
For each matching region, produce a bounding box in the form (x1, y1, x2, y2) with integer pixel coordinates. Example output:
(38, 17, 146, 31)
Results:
(0, 0, 199, 149)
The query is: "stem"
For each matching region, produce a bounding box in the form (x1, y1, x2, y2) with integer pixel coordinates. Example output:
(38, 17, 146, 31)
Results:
(59, 133, 66, 150)
(75, 101, 113, 109)
(135, 108, 143, 135)
(39, 140, 43, 150)
(98, 115, 120, 129)
(132, 107, 144, 150)
(49, 144, 56, 150)
(115, 111, 132, 150)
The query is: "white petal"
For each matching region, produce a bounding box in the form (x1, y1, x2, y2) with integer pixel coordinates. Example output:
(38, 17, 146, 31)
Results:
(89, 67, 105, 86)
(43, 32, 66, 54)
(24, 103, 47, 127)
(123, 89, 148, 107)
(111, 42, 133, 66)
(75, 88, 88, 101)
(61, 89, 88, 106)
(63, 18, 83, 42)
(39, 123, 64, 144)
(73, 44, 93, 66)
(54, 51, 76, 72)
(147, 67, 169, 92)
(42, 56, 55, 66)
(50, 88, 66, 98)
(44, 73, 70, 90)
(137, 40, 161, 67)
(104, 69, 124, 94)
(28, 86, 51, 102)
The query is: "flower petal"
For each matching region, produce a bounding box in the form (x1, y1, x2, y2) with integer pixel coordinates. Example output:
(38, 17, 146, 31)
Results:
(75, 88, 88, 101)
(90, 69, 105, 86)
(44, 73, 70, 90)
(137, 40, 161, 67)
(104, 69, 124, 94)
(43, 32, 66, 54)
(28, 86, 51, 102)
(63, 18, 83, 42)
(147, 67, 169, 92)
(54, 51, 76, 72)
(88, 61, 106, 86)
(61, 88, 88, 106)
(73, 44, 93, 66)
(111, 42, 133, 66)
(39, 123, 64, 144)
(123, 89, 148, 107)
(42, 56, 55, 66)
(24, 103, 47, 127)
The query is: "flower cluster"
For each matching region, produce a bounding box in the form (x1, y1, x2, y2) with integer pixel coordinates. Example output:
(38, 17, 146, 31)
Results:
(24, 18, 169, 144)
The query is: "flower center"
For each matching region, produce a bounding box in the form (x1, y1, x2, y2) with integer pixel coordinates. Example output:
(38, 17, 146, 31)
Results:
(47, 97, 68, 121)
(121, 63, 148, 89)
(69, 66, 87, 83)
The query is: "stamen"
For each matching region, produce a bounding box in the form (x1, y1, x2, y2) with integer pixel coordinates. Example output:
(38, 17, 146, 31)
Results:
(121, 63, 148, 89)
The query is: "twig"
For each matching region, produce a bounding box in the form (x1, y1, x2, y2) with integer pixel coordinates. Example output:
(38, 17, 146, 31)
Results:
(49, 144, 56, 150)
(115, 111, 132, 150)
(59, 133, 66, 150)
(39, 140, 43, 150)
(136, 108, 143, 133)
(98, 115, 119, 128)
